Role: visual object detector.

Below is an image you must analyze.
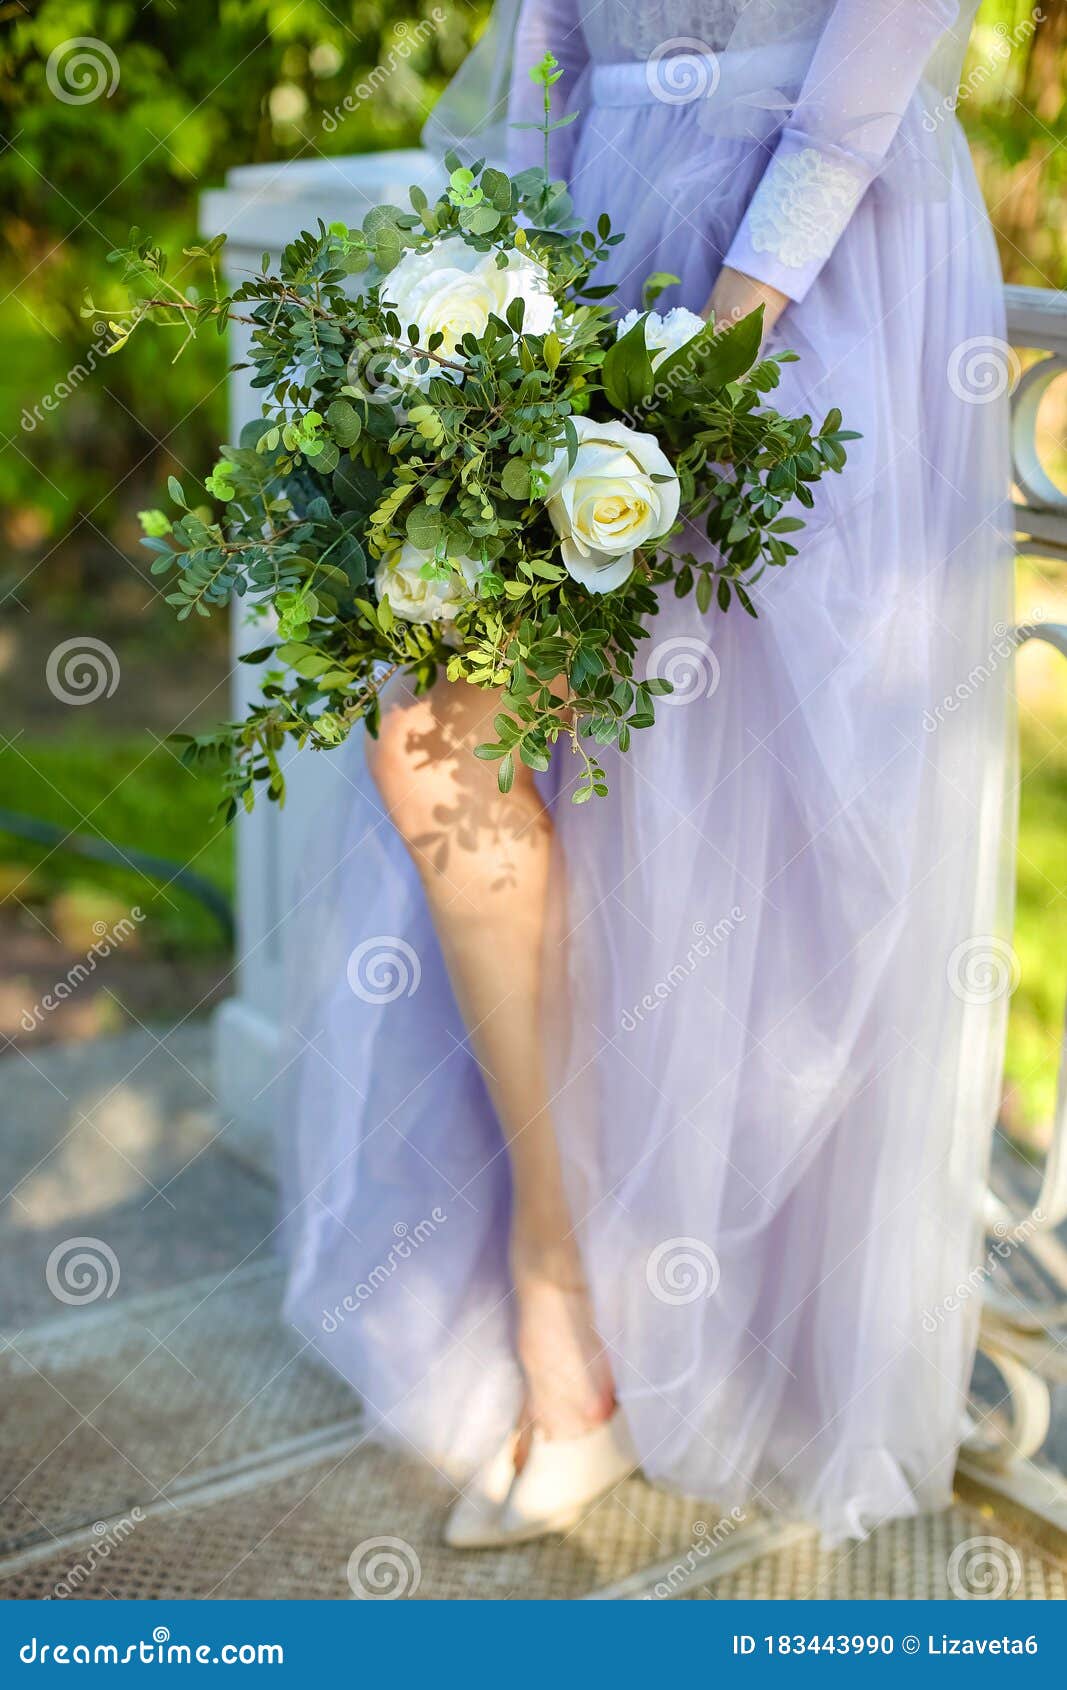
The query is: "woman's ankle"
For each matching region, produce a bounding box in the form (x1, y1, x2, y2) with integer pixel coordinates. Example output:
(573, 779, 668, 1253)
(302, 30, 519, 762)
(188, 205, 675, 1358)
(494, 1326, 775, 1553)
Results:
(510, 1229, 586, 1293)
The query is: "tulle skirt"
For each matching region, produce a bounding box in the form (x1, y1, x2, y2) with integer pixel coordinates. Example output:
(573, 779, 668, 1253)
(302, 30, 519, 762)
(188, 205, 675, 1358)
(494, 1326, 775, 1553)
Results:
(279, 91, 1016, 1544)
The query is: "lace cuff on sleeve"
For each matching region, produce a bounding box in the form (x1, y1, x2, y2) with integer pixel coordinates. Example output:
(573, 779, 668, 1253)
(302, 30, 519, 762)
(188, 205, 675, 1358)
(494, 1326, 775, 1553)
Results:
(722, 0, 960, 303)
(723, 128, 870, 302)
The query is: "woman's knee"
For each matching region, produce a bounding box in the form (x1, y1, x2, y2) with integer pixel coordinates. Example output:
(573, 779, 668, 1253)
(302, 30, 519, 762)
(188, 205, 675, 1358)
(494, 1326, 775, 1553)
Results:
(364, 678, 489, 834)
(364, 677, 540, 853)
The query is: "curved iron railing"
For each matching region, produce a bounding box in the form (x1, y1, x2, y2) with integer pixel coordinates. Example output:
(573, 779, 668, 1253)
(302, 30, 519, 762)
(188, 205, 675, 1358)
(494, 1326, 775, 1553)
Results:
(0, 808, 234, 946)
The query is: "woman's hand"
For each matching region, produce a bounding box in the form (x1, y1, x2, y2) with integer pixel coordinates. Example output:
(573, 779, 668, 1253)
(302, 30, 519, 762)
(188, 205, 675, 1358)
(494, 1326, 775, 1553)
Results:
(703, 266, 790, 343)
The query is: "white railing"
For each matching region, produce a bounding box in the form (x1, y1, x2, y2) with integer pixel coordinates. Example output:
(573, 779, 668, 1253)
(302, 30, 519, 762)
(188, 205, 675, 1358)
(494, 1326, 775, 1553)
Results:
(964, 287, 1067, 1488)
(203, 162, 1067, 1486)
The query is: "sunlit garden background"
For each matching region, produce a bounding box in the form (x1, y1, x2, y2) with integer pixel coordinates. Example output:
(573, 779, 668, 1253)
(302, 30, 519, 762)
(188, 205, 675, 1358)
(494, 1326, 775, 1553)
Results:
(1, 0, 1065, 1150)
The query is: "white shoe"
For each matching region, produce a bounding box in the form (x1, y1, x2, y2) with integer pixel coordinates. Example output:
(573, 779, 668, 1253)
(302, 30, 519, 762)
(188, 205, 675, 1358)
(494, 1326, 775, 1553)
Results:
(444, 1409, 637, 1549)
(442, 1434, 523, 1548)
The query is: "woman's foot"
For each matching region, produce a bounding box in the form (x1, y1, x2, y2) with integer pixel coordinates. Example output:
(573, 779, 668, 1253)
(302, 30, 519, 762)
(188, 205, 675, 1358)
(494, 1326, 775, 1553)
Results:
(443, 1409, 637, 1548)
(442, 1432, 526, 1548)
(442, 1241, 632, 1548)
(498, 1411, 637, 1541)
(511, 1238, 617, 1440)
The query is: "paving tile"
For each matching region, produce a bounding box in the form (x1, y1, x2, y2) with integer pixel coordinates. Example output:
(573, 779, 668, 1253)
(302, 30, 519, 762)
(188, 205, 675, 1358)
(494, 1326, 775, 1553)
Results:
(0, 1266, 354, 1555)
(0, 1027, 276, 1330)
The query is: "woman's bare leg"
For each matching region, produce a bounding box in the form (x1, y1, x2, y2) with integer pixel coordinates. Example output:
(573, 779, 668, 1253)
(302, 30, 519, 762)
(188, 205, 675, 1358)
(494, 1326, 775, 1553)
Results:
(366, 673, 614, 1439)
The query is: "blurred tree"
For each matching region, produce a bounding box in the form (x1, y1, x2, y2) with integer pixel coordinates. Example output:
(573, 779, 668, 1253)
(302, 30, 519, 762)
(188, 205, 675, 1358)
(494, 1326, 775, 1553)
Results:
(963, 0, 1067, 287)
(0, 0, 486, 598)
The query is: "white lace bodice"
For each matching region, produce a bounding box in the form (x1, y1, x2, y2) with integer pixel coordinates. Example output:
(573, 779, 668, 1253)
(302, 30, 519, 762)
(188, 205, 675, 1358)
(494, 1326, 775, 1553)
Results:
(611, 0, 743, 56)
(586, 0, 829, 59)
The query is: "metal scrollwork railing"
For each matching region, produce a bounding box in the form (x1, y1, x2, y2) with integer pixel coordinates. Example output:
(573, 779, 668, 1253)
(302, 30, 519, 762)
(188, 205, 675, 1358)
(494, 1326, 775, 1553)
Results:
(991, 616, 1067, 1250)
(967, 288, 1067, 1477)
(1007, 282, 1067, 561)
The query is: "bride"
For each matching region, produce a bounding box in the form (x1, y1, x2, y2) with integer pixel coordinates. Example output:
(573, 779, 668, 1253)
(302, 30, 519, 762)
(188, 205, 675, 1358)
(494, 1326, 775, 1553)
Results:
(281, 0, 1015, 1548)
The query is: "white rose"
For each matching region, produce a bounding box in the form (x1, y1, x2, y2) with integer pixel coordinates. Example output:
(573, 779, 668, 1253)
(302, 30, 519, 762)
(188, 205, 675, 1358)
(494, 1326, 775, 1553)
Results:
(375, 542, 481, 623)
(384, 241, 558, 386)
(616, 306, 705, 370)
(543, 415, 681, 593)
(491, 249, 558, 338)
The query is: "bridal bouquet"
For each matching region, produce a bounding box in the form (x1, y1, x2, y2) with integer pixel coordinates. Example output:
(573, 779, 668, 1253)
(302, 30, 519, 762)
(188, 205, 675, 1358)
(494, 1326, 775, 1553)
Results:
(103, 58, 853, 812)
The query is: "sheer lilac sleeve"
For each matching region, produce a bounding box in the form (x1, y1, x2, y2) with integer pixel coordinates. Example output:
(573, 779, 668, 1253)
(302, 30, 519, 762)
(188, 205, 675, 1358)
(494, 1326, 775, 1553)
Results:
(723, 0, 959, 302)
(506, 0, 589, 177)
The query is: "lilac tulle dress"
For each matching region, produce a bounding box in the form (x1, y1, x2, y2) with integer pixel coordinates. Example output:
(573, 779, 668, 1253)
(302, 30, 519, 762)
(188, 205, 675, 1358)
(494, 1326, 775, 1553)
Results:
(280, 1, 1016, 1543)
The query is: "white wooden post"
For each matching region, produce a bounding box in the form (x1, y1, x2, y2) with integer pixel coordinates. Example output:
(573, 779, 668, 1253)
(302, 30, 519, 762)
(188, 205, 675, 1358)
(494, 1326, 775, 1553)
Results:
(201, 152, 440, 1135)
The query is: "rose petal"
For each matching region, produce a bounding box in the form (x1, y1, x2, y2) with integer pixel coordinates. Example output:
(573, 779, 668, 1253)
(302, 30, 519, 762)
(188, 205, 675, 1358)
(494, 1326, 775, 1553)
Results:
(561, 542, 635, 593)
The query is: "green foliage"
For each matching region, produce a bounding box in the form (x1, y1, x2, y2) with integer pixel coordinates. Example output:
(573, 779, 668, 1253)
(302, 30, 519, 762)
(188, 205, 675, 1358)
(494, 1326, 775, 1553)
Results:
(961, 3, 1067, 289)
(108, 140, 852, 812)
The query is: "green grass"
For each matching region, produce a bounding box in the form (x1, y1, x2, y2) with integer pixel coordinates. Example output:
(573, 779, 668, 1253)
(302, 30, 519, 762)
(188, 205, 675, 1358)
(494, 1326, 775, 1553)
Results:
(0, 734, 233, 954)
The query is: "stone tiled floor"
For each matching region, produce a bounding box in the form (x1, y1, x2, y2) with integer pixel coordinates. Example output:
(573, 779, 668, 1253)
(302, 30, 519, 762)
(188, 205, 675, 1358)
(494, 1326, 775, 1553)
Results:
(1, 1026, 1064, 1601)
